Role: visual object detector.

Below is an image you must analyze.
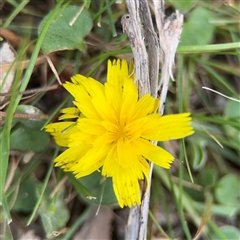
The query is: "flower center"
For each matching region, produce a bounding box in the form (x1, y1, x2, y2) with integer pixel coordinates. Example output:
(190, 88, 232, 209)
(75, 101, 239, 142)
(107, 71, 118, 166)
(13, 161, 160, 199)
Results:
(116, 124, 125, 140)
(114, 121, 131, 143)
(103, 119, 132, 143)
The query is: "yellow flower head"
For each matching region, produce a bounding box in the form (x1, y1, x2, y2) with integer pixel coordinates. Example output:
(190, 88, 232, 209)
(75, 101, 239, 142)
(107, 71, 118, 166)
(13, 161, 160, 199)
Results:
(45, 59, 194, 208)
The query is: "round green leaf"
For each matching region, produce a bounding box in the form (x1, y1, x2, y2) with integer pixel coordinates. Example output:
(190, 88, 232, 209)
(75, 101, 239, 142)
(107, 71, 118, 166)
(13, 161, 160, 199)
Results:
(180, 7, 215, 46)
(215, 174, 240, 206)
(39, 5, 93, 53)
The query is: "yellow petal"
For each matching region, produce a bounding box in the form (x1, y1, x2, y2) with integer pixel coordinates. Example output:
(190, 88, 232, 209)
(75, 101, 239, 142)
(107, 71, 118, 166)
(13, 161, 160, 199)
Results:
(102, 144, 118, 177)
(141, 113, 194, 141)
(68, 131, 95, 147)
(132, 94, 156, 119)
(73, 100, 101, 120)
(77, 118, 106, 136)
(120, 78, 138, 124)
(78, 76, 105, 97)
(124, 117, 147, 139)
(59, 107, 80, 120)
(112, 167, 141, 208)
(91, 97, 117, 122)
(64, 80, 102, 120)
(93, 132, 116, 147)
(45, 122, 77, 147)
(54, 146, 90, 168)
(132, 138, 174, 169)
(116, 138, 139, 169)
(107, 59, 131, 87)
(70, 146, 109, 178)
(105, 82, 122, 117)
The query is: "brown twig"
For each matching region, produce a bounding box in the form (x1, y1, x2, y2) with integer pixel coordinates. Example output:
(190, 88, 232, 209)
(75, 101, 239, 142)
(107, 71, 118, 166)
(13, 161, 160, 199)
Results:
(0, 111, 48, 121)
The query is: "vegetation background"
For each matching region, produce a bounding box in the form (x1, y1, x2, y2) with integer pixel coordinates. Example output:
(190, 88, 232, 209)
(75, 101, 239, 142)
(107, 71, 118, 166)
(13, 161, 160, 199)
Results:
(0, 0, 239, 239)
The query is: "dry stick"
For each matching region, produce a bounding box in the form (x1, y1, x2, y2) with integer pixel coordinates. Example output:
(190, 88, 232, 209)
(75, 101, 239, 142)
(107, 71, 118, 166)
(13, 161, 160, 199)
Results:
(138, 1, 160, 239)
(153, 0, 184, 115)
(123, 0, 184, 239)
(139, 0, 159, 98)
(121, 0, 150, 96)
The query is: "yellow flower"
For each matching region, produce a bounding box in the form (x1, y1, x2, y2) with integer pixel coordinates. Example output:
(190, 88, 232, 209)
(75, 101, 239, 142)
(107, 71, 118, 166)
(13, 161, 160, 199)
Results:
(45, 59, 194, 208)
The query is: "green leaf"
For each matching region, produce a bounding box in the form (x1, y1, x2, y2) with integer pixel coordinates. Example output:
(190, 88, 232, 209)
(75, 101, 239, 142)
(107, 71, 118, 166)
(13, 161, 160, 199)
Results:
(38, 188, 69, 238)
(168, 0, 196, 12)
(80, 171, 117, 206)
(12, 176, 38, 212)
(199, 167, 218, 188)
(84, 0, 91, 9)
(180, 7, 215, 46)
(210, 226, 240, 240)
(224, 100, 240, 118)
(68, 171, 117, 206)
(189, 138, 207, 170)
(215, 174, 240, 206)
(39, 5, 93, 53)
(9, 105, 49, 152)
(223, 100, 240, 161)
